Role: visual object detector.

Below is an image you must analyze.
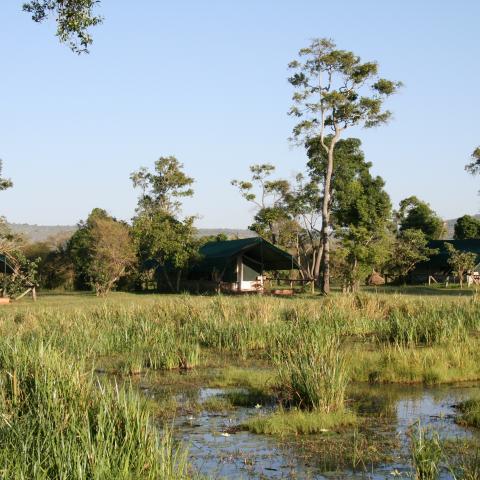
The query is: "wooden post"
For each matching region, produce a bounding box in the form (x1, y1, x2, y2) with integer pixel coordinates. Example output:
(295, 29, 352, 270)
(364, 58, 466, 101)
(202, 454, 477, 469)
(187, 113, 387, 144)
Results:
(236, 255, 243, 292)
(15, 288, 32, 301)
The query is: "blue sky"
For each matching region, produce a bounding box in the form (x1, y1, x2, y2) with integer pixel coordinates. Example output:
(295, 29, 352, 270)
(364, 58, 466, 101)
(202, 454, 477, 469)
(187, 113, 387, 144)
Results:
(1, 0, 479, 228)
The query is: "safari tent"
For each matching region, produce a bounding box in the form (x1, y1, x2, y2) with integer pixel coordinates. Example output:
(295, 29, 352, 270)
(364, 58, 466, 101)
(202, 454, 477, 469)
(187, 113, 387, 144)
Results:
(410, 239, 480, 283)
(186, 237, 298, 293)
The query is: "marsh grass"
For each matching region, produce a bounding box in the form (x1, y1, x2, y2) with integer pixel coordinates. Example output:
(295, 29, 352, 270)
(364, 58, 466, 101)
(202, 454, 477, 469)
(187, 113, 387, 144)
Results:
(2, 293, 480, 390)
(296, 427, 399, 474)
(0, 340, 189, 479)
(349, 339, 480, 385)
(272, 323, 348, 412)
(209, 367, 274, 391)
(2, 291, 480, 471)
(201, 396, 235, 412)
(454, 449, 480, 480)
(438, 438, 480, 480)
(244, 407, 357, 435)
(409, 423, 443, 480)
(456, 397, 480, 428)
(376, 305, 471, 346)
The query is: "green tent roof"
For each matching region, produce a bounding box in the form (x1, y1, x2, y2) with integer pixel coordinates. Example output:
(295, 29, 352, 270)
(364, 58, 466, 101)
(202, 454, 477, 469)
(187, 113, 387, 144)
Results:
(193, 237, 298, 274)
(418, 239, 480, 271)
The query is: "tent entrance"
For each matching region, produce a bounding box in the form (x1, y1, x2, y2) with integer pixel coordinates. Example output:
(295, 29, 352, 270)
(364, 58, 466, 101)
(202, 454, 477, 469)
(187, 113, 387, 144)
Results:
(236, 254, 263, 292)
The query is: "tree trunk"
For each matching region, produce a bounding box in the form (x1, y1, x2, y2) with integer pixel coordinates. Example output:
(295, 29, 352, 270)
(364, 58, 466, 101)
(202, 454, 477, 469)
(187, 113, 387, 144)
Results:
(176, 270, 182, 293)
(313, 243, 323, 285)
(320, 143, 336, 294)
(351, 258, 359, 293)
(270, 223, 277, 245)
(161, 268, 175, 292)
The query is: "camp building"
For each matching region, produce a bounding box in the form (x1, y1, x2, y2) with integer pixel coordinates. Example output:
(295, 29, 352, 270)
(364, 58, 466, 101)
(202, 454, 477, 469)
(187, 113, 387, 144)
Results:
(185, 237, 298, 293)
(410, 239, 480, 283)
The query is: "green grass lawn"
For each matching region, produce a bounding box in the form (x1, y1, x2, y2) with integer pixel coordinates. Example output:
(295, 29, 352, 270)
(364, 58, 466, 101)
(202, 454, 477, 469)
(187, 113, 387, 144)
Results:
(6, 282, 480, 310)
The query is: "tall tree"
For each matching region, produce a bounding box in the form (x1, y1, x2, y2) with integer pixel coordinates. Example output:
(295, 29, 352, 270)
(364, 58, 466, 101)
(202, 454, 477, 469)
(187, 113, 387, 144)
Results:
(22, 0, 102, 53)
(67, 208, 109, 289)
(131, 157, 199, 292)
(288, 38, 401, 293)
(0, 222, 41, 299)
(232, 165, 323, 282)
(133, 212, 199, 293)
(283, 174, 322, 282)
(397, 196, 445, 240)
(67, 209, 135, 295)
(88, 216, 136, 296)
(454, 215, 480, 240)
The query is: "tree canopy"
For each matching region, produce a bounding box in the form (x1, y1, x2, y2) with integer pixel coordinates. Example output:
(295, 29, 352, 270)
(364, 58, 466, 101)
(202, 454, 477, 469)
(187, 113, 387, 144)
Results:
(67, 209, 136, 295)
(465, 146, 480, 176)
(454, 215, 480, 240)
(306, 137, 391, 231)
(23, 0, 102, 53)
(386, 229, 435, 281)
(397, 196, 445, 240)
(231, 164, 295, 247)
(88, 215, 136, 296)
(131, 157, 199, 292)
(131, 157, 194, 216)
(0, 161, 13, 192)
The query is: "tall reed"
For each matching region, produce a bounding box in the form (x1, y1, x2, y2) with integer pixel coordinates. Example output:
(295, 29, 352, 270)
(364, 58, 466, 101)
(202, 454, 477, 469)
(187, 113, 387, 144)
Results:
(272, 322, 348, 412)
(409, 423, 442, 480)
(0, 340, 189, 479)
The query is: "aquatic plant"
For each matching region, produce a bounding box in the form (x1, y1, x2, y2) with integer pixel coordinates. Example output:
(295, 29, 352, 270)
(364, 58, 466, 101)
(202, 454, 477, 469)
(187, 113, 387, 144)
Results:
(272, 323, 348, 412)
(244, 407, 357, 436)
(409, 423, 443, 480)
(456, 397, 480, 428)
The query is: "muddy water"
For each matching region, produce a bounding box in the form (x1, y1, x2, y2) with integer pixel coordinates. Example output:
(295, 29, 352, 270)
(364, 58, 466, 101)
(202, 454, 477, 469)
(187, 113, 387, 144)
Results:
(139, 374, 480, 479)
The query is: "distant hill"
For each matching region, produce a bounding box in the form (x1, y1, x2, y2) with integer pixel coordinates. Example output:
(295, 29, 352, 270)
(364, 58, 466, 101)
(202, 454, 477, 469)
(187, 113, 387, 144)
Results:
(196, 228, 256, 239)
(8, 223, 77, 243)
(11, 219, 480, 243)
(7, 223, 255, 243)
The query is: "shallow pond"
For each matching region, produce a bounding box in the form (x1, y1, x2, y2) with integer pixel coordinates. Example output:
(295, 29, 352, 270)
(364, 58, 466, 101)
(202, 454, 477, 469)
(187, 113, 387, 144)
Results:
(135, 372, 480, 479)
